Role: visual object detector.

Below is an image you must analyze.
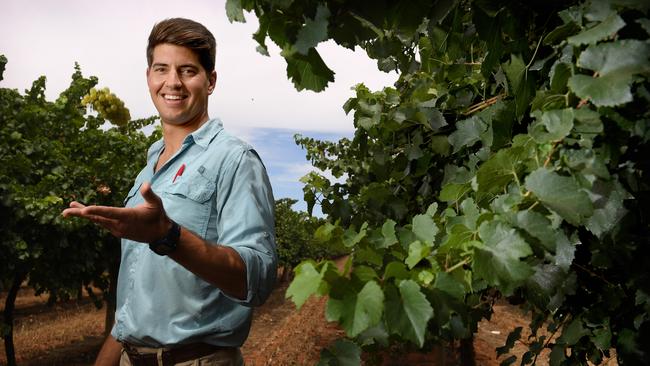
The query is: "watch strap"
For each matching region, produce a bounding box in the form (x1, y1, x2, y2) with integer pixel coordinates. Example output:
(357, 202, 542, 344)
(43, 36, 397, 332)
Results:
(149, 219, 181, 256)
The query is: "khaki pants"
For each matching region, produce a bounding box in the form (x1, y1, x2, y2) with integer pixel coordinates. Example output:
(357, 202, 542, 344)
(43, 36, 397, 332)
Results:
(120, 345, 244, 366)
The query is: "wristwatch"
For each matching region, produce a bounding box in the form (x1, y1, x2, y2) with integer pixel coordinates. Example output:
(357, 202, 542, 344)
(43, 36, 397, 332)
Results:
(149, 219, 181, 256)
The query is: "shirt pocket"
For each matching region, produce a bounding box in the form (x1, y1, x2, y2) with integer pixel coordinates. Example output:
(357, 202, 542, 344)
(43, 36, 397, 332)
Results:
(162, 173, 216, 238)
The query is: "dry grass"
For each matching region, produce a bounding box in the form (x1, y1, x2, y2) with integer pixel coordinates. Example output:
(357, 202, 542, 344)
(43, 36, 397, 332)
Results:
(0, 298, 104, 365)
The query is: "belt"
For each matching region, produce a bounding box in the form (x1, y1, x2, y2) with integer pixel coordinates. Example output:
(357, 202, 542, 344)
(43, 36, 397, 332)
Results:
(123, 342, 231, 366)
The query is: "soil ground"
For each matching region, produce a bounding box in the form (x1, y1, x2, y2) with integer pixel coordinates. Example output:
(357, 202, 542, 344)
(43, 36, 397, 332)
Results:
(1, 281, 554, 366)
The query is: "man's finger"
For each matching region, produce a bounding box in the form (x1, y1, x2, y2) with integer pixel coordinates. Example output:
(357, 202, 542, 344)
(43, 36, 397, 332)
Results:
(62, 201, 91, 218)
(82, 205, 128, 220)
(62, 208, 84, 218)
(140, 182, 162, 206)
(69, 201, 86, 209)
(88, 214, 120, 228)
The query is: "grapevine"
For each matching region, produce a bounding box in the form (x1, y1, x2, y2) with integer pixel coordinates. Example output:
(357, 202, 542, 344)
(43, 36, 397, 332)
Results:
(229, 0, 650, 364)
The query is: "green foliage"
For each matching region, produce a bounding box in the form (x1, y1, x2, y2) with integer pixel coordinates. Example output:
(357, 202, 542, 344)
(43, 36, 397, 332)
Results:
(237, 0, 650, 364)
(0, 57, 157, 362)
(318, 339, 362, 366)
(274, 198, 344, 272)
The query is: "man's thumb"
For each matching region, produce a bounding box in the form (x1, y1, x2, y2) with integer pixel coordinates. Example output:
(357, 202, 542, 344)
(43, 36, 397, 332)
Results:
(140, 182, 161, 205)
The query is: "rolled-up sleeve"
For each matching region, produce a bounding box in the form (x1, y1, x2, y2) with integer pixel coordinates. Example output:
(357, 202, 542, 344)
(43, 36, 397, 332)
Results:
(216, 148, 277, 306)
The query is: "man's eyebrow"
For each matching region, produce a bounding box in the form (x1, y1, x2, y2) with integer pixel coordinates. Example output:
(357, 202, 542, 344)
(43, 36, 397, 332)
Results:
(178, 64, 200, 69)
(151, 63, 199, 69)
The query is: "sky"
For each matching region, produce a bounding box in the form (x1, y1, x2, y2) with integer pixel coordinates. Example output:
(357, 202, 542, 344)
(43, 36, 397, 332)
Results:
(0, 0, 397, 212)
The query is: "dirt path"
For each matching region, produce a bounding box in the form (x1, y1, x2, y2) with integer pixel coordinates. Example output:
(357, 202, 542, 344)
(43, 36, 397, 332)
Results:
(2, 282, 550, 366)
(244, 295, 344, 366)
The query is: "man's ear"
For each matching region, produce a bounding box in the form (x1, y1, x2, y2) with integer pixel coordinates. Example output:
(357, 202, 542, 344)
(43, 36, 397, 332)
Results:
(208, 70, 217, 94)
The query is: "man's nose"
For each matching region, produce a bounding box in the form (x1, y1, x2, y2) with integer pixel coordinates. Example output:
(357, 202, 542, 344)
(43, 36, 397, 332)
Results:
(165, 70, 182, 87)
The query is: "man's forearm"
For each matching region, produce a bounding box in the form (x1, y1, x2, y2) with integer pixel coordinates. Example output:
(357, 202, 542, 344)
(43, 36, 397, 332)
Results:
(168, 226, 248, 300)
(95, 335, 122, 366)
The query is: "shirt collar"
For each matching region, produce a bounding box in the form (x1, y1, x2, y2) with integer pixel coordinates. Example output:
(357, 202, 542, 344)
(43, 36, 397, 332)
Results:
(185, 118, 224, 149)
(147, 118, 224, 162)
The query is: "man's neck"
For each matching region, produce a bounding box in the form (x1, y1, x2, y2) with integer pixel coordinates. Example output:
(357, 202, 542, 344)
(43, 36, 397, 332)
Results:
(161, 114, 210, 155)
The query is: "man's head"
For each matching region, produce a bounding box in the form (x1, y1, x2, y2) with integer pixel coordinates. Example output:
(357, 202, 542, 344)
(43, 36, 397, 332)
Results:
(147, 18, 216, 74)
(146, 18, 217, 127)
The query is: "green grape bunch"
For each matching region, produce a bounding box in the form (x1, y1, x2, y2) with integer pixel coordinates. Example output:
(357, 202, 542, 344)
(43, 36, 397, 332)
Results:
(81, 87, 131, 126)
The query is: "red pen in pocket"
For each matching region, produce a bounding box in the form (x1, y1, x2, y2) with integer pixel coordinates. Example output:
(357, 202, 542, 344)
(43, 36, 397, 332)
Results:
(173, 164, 186, 183)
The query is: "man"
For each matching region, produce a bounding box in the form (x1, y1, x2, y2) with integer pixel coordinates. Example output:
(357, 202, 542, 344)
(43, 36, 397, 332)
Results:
(63, 18, 277, 366)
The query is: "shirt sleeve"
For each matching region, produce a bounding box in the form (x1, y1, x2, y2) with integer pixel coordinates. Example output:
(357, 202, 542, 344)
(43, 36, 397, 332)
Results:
(216, 148, 277, 307)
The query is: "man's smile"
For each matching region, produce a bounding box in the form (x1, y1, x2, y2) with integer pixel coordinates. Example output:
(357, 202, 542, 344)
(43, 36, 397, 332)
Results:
(162, 94, 187, 101)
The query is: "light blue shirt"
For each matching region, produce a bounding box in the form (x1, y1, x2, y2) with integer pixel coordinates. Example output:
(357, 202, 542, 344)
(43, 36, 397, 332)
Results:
(111, 118, 277, 347)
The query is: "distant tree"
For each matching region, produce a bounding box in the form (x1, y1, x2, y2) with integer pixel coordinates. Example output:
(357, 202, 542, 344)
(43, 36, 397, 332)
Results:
(274, 198, 327, 282)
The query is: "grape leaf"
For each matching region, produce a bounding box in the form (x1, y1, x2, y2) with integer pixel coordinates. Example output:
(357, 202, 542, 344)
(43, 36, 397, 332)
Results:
(357, 324, 390, 347)
(567, 14, 625, 46)
(586, 180, 629, 238)
(568, 40, 650, 106)
(555, 231, 576, 270)
(378, 219, 398, 248)
(509, 210, 574, 270)
(439, 224, 475, 252)
(439, 183, 471, 203)
(473, 220, 534, 295)
(449, 116, 488, 153)
(406, 240, 430, 269)
(343, 222, 367, 248)
(294, 4, 330, 55)
(285, 48, 335, 92)
(384, 280, 434, 347)
(317, 339, 362, 366)
(328, 280, 384, 337)
(507, 210, 558, 252)
(353, 265, 378, 282)
(529, 108, 574, 143)
(476, 146, 527, 202)
(384, 261, 409, 280)
(527, 264, 576, 312)
(573, 107, 603, 136)
(225, 0, 245, 22)
(557, 316, 589, 345)
(412, 214, 439, 245)
(433, 271, 466, 300)
(503, 54, 535, 119)
(525, 168, 594, 226)
(287, 261, 332, 308)
(568, 73, 633, 107)
(549, 61, 572, 93)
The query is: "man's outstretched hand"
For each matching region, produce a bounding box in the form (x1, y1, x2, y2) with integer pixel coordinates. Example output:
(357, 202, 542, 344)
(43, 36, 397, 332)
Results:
(62, 182, 171, 243)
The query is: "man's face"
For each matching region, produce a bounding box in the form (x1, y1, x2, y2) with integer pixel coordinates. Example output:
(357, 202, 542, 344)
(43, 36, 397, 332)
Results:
(146, 43, 217, 126)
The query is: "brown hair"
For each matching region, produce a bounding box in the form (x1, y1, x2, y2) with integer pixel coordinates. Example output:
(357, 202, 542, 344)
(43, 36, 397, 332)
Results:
(147, 18, 216, 73)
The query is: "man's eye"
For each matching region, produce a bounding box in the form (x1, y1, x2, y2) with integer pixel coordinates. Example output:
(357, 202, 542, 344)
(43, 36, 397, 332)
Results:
(181, 69, 196, 76)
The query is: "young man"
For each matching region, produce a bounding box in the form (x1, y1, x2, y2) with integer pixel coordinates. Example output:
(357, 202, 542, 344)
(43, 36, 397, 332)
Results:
(63, 18, 277, 366)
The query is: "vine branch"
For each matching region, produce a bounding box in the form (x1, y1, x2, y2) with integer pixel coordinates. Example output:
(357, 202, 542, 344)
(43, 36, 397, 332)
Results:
(464, 94, 505, 115)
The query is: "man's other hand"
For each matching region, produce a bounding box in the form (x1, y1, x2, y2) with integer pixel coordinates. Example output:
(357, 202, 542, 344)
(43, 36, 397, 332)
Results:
(62, 182, 171, 243)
